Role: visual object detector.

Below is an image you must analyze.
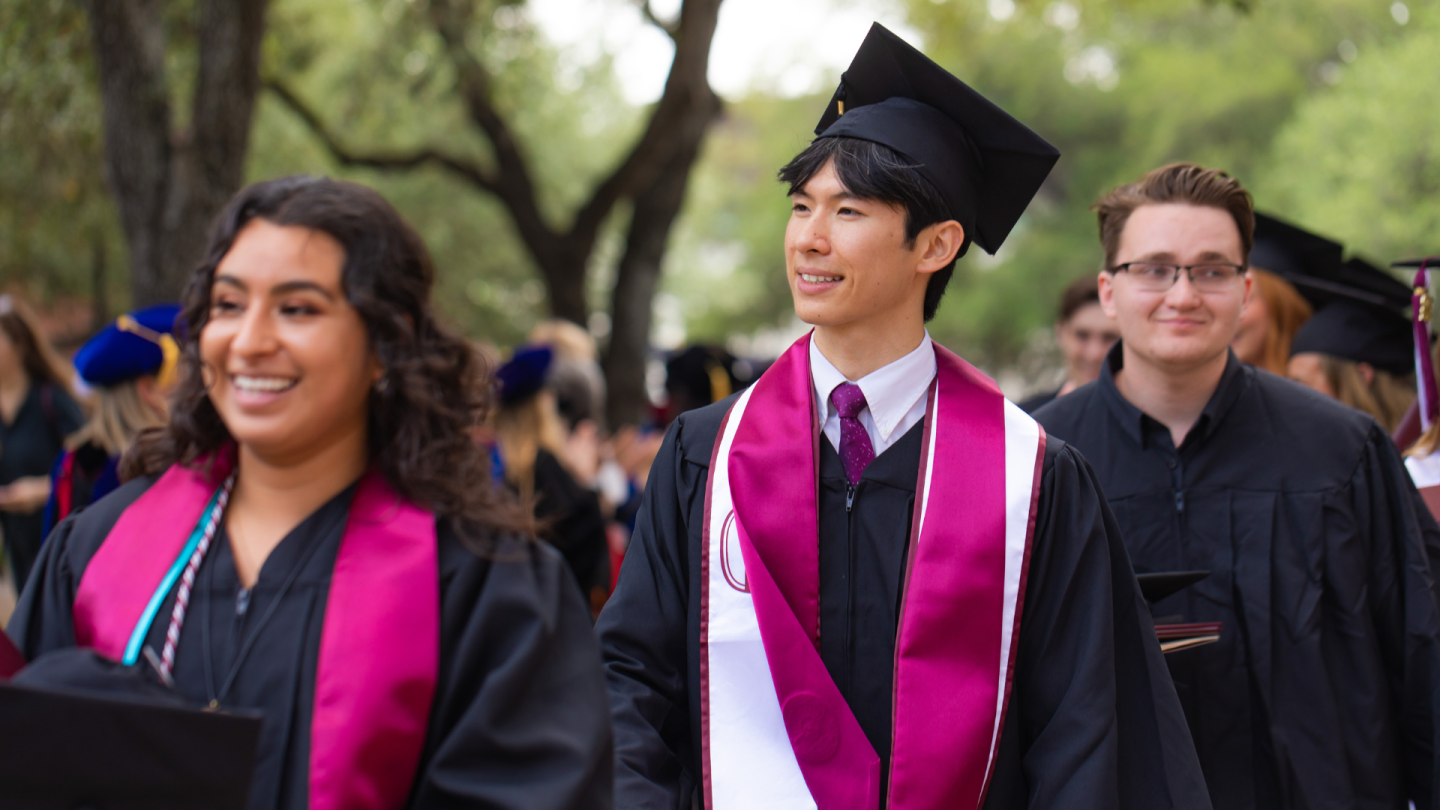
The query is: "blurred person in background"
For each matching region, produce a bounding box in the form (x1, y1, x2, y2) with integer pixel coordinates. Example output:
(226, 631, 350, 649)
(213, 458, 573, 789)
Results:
(42, 304, 181, 537)
(494, 345, 609, 613)
(1286, 302, 1416, 433)
(662, 344, 744, 421)
(0, 295, 85, 591)
(1230, 269, 1311, 375)
(1285, 258, 1417, 434)
(1018, 275, 1118, 413)
(1034, 162, 1440, 810)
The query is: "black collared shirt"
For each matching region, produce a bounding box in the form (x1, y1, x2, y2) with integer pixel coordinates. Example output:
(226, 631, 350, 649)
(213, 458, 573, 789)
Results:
(1036, 343, 1440, 810)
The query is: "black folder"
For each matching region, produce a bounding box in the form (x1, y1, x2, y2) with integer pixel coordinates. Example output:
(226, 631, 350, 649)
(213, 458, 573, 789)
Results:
(0, 663, 261, 809)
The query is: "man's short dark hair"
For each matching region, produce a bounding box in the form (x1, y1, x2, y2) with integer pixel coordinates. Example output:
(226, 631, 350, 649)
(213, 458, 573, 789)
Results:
(778, 137, 965, 321)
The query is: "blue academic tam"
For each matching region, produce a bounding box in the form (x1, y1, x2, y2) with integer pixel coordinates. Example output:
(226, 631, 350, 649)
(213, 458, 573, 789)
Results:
(74, 303, 181, 387)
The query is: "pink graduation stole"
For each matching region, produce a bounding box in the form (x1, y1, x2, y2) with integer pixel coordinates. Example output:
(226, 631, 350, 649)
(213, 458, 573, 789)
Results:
(72, 450, 440, 810)
(700, 332, 1045, 810)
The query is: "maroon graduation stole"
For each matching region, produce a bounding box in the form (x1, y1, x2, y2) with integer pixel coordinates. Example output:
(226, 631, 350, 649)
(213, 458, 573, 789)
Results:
(700, 333, 1045, 809)
(72, 450, 439, 810)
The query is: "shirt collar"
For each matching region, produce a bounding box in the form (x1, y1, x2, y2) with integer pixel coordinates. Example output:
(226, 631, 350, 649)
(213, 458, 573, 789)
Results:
(810, 332, 937, 443)
(1098, 341, 1252, 450)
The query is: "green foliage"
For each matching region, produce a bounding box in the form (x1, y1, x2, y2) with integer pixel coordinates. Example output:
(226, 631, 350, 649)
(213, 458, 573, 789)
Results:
(1254, 6, 1440, 262)
(255, 0, 642, 346)
(0, 0, 124, 308)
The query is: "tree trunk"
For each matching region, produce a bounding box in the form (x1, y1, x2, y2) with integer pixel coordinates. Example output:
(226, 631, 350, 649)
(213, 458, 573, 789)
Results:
(84, 0, 268, 307)
(604, 92, 720, 427)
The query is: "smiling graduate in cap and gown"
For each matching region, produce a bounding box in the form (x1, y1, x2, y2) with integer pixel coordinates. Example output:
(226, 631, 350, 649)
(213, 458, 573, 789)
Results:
(8, 177, 612, 810)
(596, 24, 1209, 810)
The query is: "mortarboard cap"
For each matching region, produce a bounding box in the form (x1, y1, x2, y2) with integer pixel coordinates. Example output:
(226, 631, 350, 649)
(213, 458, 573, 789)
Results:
(497, 345, 553, 405)
(1291, 297, 1414, 374)
(74, 303, 182, 388)
(1393, 257, 1440, 268)
(0, 649, 261, 809)
(813, 23, 1060, 254)
(1250, 213, 1346, 308)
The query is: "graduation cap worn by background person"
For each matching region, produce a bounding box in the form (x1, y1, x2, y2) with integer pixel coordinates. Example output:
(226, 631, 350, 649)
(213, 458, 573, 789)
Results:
(1290, 257, 1416, 376)
(496, 345, 553, 405)
(813, 23, 1060, 255)
(1251, 212, 1353, 308)
(74, 303, 182, 388)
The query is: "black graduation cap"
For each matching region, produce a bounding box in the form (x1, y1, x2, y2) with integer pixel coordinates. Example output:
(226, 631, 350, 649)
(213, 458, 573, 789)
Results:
(1250, 212, 1346, 308)
(0, 649, 262, 809)
(813, 23, 1059, 254)
(1393, 257, 1440, 269)
(1290, 256, 1415, 374)
(1291, 299, 1414, 374)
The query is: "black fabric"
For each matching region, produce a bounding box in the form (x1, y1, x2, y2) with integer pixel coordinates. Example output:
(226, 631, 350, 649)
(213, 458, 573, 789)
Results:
(1018, 388, 1060, 414)
(8, 475, 614, 810)
(1290, 298, 1414, 373)
(533, 448, 610, 596)
(1250, 212, 1346, 307)
(597, 392, 1211, 809)
(0, 382, 83, 590)
(813, 23, 1059, 255)
(1034, 343, 1440, 810)
(0, 669, 262, 810)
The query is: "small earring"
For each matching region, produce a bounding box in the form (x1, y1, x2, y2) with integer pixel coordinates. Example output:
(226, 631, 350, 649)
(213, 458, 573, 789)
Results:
(375, 376, 389, 393)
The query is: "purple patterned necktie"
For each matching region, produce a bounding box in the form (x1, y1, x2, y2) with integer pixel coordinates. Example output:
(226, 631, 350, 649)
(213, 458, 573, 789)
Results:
(830, 382, 876, 485)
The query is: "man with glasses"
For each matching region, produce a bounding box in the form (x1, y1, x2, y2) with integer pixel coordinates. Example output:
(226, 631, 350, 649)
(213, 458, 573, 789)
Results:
(1034, 162, 1440, 810)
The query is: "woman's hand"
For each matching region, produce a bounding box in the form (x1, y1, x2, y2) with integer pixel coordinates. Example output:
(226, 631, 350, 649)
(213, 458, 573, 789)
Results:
(0, 476, 51, 513)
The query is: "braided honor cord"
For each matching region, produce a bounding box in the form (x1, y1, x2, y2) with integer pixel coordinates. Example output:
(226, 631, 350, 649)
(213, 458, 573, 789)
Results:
(158, 472, 236, 681)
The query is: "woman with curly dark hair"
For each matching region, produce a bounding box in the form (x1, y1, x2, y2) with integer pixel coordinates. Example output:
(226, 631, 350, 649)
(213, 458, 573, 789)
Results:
(9, 177, 613, 810)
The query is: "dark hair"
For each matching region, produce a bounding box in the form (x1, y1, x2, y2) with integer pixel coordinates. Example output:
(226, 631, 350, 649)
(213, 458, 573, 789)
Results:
(0, 296, 76, 395)
(778, 137, 963, 321)
(1057, 275, 1101, 322)
(1093, 162, 1255, 270)
(124, 176, 529, 544)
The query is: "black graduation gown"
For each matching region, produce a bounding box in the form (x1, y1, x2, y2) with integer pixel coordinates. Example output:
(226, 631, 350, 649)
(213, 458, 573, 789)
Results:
(533, 448, 610, 596)
(0, 382, 85, 589)
(8, 475, 614, 810)
(1034, 347, 1440, 810)
(596, 393, 1212, 809)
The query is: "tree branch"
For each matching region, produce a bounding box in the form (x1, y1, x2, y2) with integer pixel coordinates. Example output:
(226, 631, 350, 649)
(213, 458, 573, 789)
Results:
(639, 0, 680, 41)
(263, 78, 498, 193)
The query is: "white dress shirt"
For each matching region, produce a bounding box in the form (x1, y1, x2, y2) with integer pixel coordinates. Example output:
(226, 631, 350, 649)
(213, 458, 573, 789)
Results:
(810, 332, 937, 457)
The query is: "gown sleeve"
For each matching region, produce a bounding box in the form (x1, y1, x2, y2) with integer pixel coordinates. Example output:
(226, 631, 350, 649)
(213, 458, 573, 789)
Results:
(1356, 426, 1440, 809)
(594, 419, 698, 810)
(987, 442, 1211, 810)
(412, 532, 614, 810)
(7, 510, 83, 658)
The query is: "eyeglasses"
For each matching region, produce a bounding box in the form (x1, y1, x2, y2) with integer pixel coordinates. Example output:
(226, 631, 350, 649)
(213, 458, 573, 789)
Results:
(1107, 262, 1246, 293)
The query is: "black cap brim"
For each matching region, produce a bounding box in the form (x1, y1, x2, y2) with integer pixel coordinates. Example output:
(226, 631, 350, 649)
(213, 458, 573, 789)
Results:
(1136, 570, 1210, 604)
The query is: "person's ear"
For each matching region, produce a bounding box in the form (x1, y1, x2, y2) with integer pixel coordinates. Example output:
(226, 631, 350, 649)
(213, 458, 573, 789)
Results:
(915, 221, 965, 275)
(1358, 361, 1375, 387)
(1242, 271, 1254, 309)
(1097, 271, 1118, 318)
